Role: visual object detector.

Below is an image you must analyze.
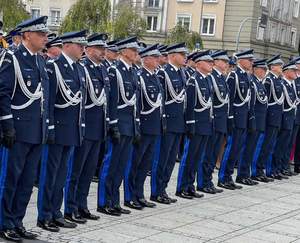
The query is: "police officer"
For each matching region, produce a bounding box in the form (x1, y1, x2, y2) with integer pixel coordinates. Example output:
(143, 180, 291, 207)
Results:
(151, 43, 186, 204)
(102, 40, 119, 69)
(184, 52, 197, 79)
(273, 62, 297, 176)
(64, 33, 109, 223)
(255, 55, 285, 180)
(157, 44, 168, 69)
(45, 36, 62, 61)
(218, 49, 253, 189)
(239, 59, 269, 183)
(292, 58, 300, 173)
(176, 50, 214, 198)
(0, 16, 49, 241)
(202, 50, 230, 193)
(37, 30, 87, 231)
(98, 36, 140, 216)
(123, 44, 162, 209)
(8, 28, 22, 52)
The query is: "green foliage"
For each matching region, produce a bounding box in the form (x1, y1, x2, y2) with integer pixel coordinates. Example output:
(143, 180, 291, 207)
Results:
(0, 0, 29, 31)
(60, 0, 111, 33)
(111, 4, 146, 39)
(165, 25, 203, 51)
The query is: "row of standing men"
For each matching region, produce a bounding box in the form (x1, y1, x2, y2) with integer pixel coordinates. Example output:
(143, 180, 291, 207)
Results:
(0, 15, 300, 242)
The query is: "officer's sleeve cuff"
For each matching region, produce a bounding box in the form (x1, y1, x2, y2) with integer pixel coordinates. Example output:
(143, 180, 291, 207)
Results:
(186, 120, 195, 124)
(228, 116, 233, 119)
(109, 119, 118, 125)
(48, 125, 55, 130)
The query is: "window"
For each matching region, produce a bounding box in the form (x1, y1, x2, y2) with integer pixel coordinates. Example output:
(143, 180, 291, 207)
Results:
(269, 22, 278, 43)
(30, 8, 40, 18)
(260, 0, 268, 7)
(203, 0, 218, 2)
(201, 14, 216, 36)
(148, 0, 159, 7)
(291, 28, 297, 47)
(294, 0, 300, 18)
(146, 16, 158, 32)
(280, 26, 286, 44)
(177, 0, 194, 3)
(256, 26, 265, 40)
(271, 0, 281, 19)
(50, 10, 61, 25)
(176, 14, 191, 31)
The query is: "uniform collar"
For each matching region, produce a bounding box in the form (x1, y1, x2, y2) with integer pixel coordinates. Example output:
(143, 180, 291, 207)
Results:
(283, 77, 293, 86)
(120, 58, 132, 70)
(22, 43, 36, 56)
(198, 70, 207, 78)
(254, 75, 263, 82)
(237, 65, 246, 73)
(213, 67, 223, 76)
(88, 57, 101, 67)
(62, 51, 74, 68)
(269, 71, 279, 79)
(105, 58, 112, 66)
(143, 67, 154, 75)
(169, 62, 179, 71)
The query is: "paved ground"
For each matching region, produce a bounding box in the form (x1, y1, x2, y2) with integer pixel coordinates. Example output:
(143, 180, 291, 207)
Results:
(3, 164, 300, 243)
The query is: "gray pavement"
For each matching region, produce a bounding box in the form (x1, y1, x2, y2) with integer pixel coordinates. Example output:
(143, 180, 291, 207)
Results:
(4, 164, 300, 243)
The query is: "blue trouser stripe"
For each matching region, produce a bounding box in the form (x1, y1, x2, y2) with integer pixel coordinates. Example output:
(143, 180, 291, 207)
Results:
(176, 138, 190, 192)
(64, 147, 75, 214)
(251, 133, 265, 177)
(124, 146, 133, 202)
(218, 136, 232, 183)
(98, 141, 113, 207)
(37, 145, 48, 218)
(0, 148, 8, 229)
(150, 137, 161, 196)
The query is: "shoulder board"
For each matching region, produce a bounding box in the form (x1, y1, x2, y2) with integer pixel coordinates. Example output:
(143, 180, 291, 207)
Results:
(47, 59, 55, 64)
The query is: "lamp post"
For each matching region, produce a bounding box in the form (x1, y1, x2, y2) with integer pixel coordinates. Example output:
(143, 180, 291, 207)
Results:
(235, 17, 259, 52)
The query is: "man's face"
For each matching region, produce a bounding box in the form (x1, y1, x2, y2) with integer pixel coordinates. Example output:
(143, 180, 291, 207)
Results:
(25, 31, 48, 51)
(239, 58, 253, 71)
(47, 46, 62, 58)
(159, 55, 168, 65)
(13, 35, 22, 45)
(197, 60, 213, 74)
(271, 64, 283, 75)
(170, 52, 186, 67)
(87, 46, 106, 62)
(296, 64, 300, 77)
(143, 55, 159, 70)
(214, 59, 229, 73)
(284, 69, 297, 80)
(69, 43, 85, 60)
(122, 48, 138, 63)
(253, 67, 267, 79)
(105, 49, 119, 60)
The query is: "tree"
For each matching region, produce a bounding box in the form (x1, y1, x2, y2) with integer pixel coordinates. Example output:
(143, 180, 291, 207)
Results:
(111, 3, 146, 39)
(60, 0, 111, 33)
(165, 25, 203, 51)
(0, 0, 29, 32)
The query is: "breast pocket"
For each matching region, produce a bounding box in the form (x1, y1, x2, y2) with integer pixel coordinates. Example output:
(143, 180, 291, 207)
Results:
(92, 79, 103, 95)
(172, 80, 183, 93)
(218, 84, 227, 98)
(124, 81, 134, 98)
(146, 85, 158, 100)
(22, 69, 39, 91)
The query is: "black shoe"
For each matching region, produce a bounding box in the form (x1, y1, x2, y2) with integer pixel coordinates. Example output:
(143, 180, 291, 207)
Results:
(150, 196, 171, 204)
(187, 190, 204, 198)
(15, 226, 38, 240)
(114, 205, 131, 214)
(198, 187, 216, 194)
(282, 170, 293, 176)
(124, 201, 143, 210)
(163, 195, 177, 203)
(251, 175, 269, 183)
(137, 198, 156, 208)
(217, 182, 235, 190)
(97, 206, 121, 216)
(211, 186, 223, 193)
(175, 191, 194, 199)
(64, 212, 87, 224)
(0, 229, 22, 242)
(236, 177, 254, 186)
(278, 173, 289, 179)
(294, 165, 300, 173)
(79, 209, 100, 220)
(53, 217, 77, 228)
(228, 181, 242, 189)
(37, 220, 60, 232)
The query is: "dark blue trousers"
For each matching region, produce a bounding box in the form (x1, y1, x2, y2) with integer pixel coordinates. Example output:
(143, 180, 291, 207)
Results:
(218, 128, 247, 183)
(283, 125, 299, 170)
(256, 126, 278, 176)
(65, 139, 101, 214)
(0, 143, 42, 230)
(124, 135, 157, 202)
(176, 135, 209, 192)
(203, 132, 225, 188)
(98, 136, 132, 207)
(38, 145, 73, 221)
(238, 131, 261, 179)
(273, 129, 293, 173)
(250, 133, 265, 177)
(151, 132, 181, 197)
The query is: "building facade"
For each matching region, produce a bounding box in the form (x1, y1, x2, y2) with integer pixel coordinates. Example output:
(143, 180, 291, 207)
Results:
(22, 0, 77, 32)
